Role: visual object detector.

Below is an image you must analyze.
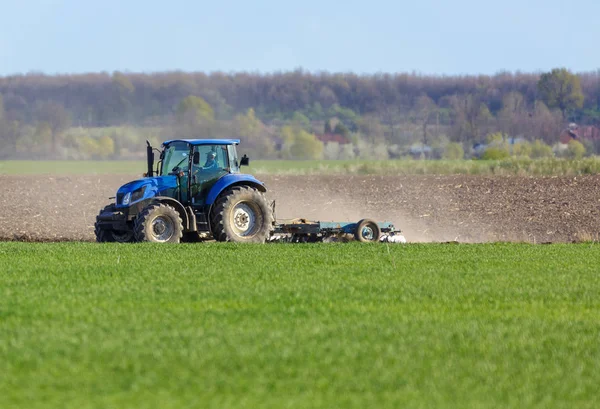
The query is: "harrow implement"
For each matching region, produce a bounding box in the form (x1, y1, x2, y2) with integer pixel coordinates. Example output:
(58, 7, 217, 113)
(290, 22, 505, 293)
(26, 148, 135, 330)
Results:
(269, 218, 406, 243)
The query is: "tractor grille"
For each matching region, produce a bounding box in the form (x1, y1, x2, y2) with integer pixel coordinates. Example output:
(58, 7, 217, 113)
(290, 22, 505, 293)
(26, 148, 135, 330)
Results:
(116, 193, 124, 205)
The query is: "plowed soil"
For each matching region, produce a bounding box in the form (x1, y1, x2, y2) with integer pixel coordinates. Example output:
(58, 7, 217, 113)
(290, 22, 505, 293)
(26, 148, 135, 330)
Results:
(1, 174, 600, 243)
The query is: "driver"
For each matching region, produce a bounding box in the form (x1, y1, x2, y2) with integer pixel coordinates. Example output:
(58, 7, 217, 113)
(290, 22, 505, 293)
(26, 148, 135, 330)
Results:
(203, 151, 218, 171)
(191, 150, 219, 199)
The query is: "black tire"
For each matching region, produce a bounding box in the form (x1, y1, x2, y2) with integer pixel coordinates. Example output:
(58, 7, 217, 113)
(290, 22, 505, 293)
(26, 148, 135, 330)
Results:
(134, 203, 183, 243)
(211, 186, 274, 243)
(354, 219, 381, 243)
(95, 204, 134, 243)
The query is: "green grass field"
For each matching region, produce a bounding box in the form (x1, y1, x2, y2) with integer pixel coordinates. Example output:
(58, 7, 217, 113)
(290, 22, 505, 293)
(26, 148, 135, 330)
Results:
(1, 242, 599, 408)
(4, 157, 600, 175)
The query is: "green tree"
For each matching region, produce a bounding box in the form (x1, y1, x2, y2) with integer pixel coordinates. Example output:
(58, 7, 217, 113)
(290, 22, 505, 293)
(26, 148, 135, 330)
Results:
(176, 96, 215, 138)
(512, 141, 532, 158)
(537, 68, 584, 119)
(530, 140, 554, 159)
(334, 122, 349, 137)
(291, 111, 310, 129)
(289, 130, 323, 160)
(324, 119, 332, 134)
(565, 140, 585, 159)
(177, 95, 215, 123)
(79, 135, 101, 159)
(442, 142, 464, 160)
(481, 146, 510, 160)
(327, 104, 357, 123)
(234, 108, 274, 158)
(97, 135, 115, 159)
(307, 102, 324, 120)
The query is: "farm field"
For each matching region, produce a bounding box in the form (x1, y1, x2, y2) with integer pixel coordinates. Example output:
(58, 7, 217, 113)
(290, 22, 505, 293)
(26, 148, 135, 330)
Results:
(1, 171, 600, 243)
(5, 157, 600, 176)
(1, 242, 600, 409)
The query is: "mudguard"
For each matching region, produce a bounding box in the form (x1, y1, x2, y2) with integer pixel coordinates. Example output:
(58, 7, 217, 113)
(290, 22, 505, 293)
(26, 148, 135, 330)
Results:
(205, 174, 266, 205)
(152, 196, 193, 231)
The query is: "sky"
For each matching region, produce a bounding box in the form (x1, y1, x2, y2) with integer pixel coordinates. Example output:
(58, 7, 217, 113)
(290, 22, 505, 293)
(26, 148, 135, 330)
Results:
(1, 0, 599, 76)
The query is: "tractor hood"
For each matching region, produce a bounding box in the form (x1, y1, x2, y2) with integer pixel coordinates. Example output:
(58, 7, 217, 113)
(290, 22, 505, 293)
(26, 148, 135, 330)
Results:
(115, 175, 178, 208)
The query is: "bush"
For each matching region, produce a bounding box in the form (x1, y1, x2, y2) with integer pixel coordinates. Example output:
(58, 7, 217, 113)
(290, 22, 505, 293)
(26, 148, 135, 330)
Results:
(481, 146, 510, 160)
(511, 141, 532, 158)
(530, 140, 554, 159)
(565, 140, 586, 160)
(97, 135, 115, 159)
(442, 142, 464, 160)
(79, 136, 101, 158)
(289, 130, 324, 160)
(485, 132, 505, 144)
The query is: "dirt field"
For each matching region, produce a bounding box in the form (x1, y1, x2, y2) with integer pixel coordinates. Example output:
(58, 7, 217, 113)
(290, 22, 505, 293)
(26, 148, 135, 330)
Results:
(1, 174, 599, 243)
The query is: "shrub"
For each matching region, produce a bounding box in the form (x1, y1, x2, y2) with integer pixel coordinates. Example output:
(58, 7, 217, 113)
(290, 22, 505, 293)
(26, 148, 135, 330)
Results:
(442, 142, 464, 160)
(289, 130, 324, 160)
(511, 141, 532, 158)
(565, 140, 586, 160)
(530, 140, 554, 159)
(97, 135, 115, 159)
(481, 146, 510, 160)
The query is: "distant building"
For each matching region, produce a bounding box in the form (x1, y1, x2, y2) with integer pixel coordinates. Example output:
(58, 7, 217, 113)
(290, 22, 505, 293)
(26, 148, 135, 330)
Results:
(559, 123, 600, 144)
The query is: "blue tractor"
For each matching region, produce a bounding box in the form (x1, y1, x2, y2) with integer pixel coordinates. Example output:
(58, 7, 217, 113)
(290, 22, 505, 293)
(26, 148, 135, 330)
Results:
(94, 139, 274, 243)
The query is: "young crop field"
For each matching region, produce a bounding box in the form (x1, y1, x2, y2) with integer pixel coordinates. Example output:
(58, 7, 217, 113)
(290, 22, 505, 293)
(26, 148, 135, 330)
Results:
(1, 242, 599, 408)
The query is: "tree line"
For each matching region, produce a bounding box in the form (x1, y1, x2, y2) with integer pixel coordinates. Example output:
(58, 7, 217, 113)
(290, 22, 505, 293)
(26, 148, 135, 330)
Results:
(0, 68, 598, 160)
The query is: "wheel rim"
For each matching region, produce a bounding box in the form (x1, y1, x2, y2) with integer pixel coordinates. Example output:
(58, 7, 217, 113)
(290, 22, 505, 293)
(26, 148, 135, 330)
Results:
(360, 226, 375, 241)
(151, 216, 174, 242)
(231, 202, 259, 237)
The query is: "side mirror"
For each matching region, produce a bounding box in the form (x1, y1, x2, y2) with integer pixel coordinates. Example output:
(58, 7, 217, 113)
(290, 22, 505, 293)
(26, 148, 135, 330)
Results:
(193, 151, 200, 165)
(240, 154, 249, 167)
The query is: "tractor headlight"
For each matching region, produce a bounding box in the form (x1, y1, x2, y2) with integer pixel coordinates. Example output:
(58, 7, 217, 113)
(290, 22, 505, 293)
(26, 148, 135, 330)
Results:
(122, 192, 131, 205)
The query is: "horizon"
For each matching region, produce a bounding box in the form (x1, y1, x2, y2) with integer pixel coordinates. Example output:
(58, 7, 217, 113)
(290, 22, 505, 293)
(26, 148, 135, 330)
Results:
(1, 67, 598, 78)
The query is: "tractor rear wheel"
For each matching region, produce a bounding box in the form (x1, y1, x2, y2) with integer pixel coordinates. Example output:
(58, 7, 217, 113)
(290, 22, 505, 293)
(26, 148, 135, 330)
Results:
(94, 204, 134, 243)
(354, 219, 381, 243)
(211, 186, 273, 243)
(134, 203, 183, 243)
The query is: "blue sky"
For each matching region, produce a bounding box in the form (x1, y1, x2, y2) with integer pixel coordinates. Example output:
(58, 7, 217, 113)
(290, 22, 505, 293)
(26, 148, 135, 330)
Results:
(1, 0, 599, 76)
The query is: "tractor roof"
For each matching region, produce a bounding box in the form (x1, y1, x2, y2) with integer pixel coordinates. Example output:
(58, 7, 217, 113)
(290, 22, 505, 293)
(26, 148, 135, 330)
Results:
(162, 139, 241, 146)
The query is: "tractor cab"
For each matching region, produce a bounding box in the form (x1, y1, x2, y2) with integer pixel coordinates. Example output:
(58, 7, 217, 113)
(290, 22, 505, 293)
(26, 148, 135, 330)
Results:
(154, 139, 249, 206)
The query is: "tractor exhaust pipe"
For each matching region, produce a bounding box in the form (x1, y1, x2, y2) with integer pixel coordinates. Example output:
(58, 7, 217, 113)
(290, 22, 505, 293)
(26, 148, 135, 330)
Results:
(146, 140, 154, 177)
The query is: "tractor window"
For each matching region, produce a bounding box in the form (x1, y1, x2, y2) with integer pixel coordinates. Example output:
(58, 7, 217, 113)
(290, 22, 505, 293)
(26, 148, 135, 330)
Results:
(228, 145, 240, 173)
(161, 142, 190, 176)
(193, 145, 229, 172)
(190, 145, 229, 204)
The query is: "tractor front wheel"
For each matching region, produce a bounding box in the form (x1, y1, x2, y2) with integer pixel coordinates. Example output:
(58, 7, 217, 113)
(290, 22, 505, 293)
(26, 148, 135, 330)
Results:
(94, 205, 134, 243)
(134, 203, 183, 243)
(211, 186, 273, 243)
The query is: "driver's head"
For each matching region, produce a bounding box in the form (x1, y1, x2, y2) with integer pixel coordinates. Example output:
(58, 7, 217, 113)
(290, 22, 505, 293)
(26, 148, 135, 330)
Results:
(206, 151, 216, 162)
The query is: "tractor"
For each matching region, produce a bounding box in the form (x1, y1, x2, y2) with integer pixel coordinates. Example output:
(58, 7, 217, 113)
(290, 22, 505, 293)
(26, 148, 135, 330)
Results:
(95, 139, 273, 243)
